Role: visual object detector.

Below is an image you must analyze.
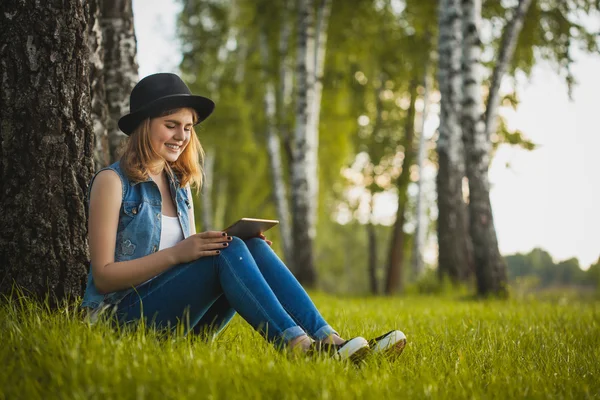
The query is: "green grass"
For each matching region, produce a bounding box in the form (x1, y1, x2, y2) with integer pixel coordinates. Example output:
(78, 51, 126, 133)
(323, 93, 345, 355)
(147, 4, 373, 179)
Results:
(1, 292, 599, 399)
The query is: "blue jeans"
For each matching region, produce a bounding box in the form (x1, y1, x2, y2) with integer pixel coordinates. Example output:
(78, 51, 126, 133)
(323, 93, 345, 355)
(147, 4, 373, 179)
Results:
(114, 237, 338, 346)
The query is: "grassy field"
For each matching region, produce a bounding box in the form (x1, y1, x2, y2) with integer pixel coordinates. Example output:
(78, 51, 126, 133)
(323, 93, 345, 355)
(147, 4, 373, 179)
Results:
(1, 292, 599, 399)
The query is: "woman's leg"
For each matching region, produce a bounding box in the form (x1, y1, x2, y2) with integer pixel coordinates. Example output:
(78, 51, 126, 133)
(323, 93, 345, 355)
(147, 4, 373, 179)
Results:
(243, 237, 340, 342)
(114, 237, 306, 346)
(189, 294, 236, 339)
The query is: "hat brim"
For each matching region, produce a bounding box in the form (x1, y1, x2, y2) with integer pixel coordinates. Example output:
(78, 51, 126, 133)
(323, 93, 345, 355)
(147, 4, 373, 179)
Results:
(118, 94, 215, 135)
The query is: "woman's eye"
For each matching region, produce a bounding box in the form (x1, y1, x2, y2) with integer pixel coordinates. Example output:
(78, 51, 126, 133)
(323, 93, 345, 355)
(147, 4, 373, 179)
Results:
(166, 125, 175, 129)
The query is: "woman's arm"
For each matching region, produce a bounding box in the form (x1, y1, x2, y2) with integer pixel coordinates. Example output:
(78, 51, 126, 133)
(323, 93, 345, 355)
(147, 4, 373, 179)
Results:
(88, 170, 179, 294)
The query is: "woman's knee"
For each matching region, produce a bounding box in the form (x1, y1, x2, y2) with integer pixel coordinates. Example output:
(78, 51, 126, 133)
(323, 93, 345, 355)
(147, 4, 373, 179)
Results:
(220, 236, 253, 261)
(245, 237, 265, 248)
(224, 236, 247, 250)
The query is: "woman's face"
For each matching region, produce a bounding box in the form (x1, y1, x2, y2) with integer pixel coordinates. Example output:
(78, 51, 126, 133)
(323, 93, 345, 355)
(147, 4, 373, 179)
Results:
(149, 108, 194, 163)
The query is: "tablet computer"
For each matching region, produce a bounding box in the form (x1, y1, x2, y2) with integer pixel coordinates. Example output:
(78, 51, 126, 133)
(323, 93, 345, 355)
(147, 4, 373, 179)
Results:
(223, 218, 279, 240)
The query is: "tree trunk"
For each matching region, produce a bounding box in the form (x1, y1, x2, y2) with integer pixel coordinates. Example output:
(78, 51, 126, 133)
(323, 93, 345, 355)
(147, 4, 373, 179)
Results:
(0, 0, 94, 304)
(367, 195, 379, 295)
(461, 0, 508, 296)
(384, 79, 418, 295)
(484, 0, 534, 141)
(277, 1, 294, 178)
(259, 30, 294, 268)
(307, 0, 332, 229)
(291, 0, 318, 286)
(201, 148, 215, 231)
(411, 54, 432, 279)
(100, 0, 139, 163)
(436, 0, 473, 283)
(88, 0, 110, 171)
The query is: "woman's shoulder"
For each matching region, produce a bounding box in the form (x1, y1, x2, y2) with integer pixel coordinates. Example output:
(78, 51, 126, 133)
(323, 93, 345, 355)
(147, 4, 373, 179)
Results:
(91, 169, 123, 199)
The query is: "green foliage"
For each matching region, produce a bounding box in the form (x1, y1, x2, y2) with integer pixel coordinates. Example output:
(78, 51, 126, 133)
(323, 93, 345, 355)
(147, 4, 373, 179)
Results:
(485, 0, 600, 94)
(2, 293, 600, 398)
(174, 0, 600, 290)
(505, 248, 598, 288)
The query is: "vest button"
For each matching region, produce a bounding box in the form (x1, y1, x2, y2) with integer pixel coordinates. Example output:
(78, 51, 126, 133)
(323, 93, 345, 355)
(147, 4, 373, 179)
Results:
(177, 211, 181, 216)
(132, 207, 137, 215)
(156, 213, 160, 219)
(152, 245, 157, 252)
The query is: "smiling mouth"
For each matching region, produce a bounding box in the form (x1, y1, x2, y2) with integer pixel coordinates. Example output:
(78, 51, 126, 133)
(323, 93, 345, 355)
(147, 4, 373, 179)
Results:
(165, 144, 181, 151)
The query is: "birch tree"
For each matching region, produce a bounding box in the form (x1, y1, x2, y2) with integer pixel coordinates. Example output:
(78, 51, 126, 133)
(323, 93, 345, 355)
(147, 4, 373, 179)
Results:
(461, 0, 507, 296)
(436, 0, 473, 282)
(307, 0, 332, 227)
(88, 0, 110, 171)
(260, 28, 294, 268)
(0, 0, 94, 303)
(484, 0, 534, 140)
(101, 0, 139, 163)
(411, 53, 432, 279)
(291, 0, 318, 286)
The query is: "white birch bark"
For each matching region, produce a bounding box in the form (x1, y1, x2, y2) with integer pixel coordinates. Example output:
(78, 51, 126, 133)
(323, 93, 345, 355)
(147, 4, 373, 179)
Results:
(291, 0, 318, 286)
(461, 0, 508, 296)
(411, 55, 432, 279)
(87, 0, 109, 171)
(259, 30, 294, 267)
(307, 0, 332, 229)
(277, 0, 295, 174)
(100, 0, 139, 162)
(484, 0, 534, 140)
(436, 0, 472, 282)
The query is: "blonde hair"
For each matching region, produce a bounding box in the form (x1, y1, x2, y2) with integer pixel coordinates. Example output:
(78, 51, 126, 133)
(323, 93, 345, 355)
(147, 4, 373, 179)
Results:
(119, 108, 205, 195)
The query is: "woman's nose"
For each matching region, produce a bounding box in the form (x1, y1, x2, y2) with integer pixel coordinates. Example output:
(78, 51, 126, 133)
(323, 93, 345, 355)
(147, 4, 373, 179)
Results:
(173, 127, 186, 139)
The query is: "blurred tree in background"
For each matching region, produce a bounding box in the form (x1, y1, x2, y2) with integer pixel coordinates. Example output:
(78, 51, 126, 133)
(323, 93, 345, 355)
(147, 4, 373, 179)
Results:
(175, 0, 599, 296)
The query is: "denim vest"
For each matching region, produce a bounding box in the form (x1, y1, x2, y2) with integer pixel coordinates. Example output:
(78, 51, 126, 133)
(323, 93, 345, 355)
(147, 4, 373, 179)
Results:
(81, 160, 192, 312)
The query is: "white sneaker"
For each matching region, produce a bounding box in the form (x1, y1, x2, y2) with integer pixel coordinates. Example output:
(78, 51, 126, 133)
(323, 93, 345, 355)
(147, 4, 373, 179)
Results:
(368, 330, 407, 357)
(310, 336, 371, 362)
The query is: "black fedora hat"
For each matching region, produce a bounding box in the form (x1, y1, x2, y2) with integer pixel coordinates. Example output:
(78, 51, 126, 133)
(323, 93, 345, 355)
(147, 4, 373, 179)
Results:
(118, 73, 215, 135)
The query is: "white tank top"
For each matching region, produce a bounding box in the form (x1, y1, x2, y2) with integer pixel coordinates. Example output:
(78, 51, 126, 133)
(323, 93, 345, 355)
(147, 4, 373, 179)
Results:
(138, 215, 184, 287)
(159, 214, 184, 250)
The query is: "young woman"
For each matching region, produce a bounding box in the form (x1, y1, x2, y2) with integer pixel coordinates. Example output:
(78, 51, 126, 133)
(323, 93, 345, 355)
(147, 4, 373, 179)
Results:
(81, 73, 406, 362)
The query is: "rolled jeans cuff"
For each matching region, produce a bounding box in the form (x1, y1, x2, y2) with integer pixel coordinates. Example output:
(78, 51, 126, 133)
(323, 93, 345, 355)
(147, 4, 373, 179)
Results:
(313, 325, 339, 341)
(280, 325, 306, 343)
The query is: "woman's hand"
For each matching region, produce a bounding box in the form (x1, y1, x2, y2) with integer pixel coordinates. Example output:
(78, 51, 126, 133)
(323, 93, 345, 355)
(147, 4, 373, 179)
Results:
(171, 231, 232, 264)
(257, 233, 273, 246)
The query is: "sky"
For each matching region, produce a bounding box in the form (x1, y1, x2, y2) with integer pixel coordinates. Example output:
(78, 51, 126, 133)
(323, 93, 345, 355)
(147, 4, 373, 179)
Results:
(132, 0, 600, 269)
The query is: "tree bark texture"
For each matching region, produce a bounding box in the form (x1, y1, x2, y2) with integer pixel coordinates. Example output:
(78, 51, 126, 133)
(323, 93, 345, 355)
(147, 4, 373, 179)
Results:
(291, 0, 318, 286)
(484, 0, 533, 141)
(259, 30, 294, 268)
(0, 0, 95, 304)
(87, 0, 110, 171)
(436, 0, 473, 282)
(100, 0, 138, 163)
(384, 79, 418, 295)
(411, 54, 432, 279)
(461, 0, 508, 296)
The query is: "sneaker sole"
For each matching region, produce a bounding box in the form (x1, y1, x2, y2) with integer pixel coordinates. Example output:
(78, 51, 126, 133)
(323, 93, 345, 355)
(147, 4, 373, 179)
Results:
(372, 330, 407, 357)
